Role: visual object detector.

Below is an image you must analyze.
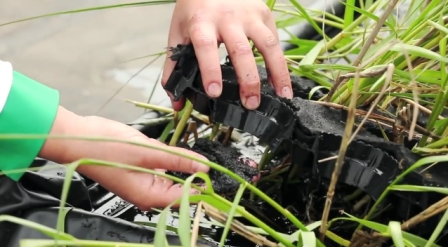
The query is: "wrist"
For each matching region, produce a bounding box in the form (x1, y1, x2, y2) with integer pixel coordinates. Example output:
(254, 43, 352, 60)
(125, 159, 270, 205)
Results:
(38, 107, 145, 169)
(38, 106, 87, 164)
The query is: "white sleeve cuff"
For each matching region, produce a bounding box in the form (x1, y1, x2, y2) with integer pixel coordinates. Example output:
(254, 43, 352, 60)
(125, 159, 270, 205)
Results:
(0, 60, 13, 114)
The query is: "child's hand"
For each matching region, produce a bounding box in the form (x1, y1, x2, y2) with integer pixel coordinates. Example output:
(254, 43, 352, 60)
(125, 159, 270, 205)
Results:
(162, 0, 292, 111)
(39, 106, 210, 209)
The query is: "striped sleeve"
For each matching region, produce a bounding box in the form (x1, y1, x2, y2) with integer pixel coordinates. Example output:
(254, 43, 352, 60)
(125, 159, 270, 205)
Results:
(0, 60, 60, 181)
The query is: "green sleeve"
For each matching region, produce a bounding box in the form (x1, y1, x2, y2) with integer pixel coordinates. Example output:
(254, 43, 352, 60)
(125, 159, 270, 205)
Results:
(0, 71, 60, 181)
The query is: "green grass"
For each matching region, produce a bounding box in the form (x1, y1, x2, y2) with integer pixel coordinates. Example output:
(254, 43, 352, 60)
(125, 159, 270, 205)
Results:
(2, 0, 448, 246)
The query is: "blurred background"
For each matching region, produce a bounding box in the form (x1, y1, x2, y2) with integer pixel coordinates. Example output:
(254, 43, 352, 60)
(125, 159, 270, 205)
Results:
(0, 0, 312, 123)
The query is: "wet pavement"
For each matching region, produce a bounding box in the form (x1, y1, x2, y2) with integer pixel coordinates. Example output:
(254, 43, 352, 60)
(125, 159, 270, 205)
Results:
(0, 0, 312, 123)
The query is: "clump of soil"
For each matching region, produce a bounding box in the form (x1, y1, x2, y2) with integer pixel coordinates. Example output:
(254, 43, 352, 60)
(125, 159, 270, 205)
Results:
(167, 138, 259, 194)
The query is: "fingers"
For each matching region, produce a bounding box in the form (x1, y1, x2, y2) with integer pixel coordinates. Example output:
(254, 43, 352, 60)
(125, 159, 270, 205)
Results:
(77, 147, 209, 210)
(144, 182, 206, 209)
(111, 171, 205, 210)
(220, 25, 261, 110)
(135, 176, 203, 209)
(141, 139, 210, 174)
(248, 23, 292, 99)
(245, 158, 261, 182)
(189, 16, 223, 98)
(162, 15, 187, 111)
(240, 157, 261, 182)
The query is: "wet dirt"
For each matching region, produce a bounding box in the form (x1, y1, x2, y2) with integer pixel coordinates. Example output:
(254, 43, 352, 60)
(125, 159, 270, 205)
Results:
(166, 138, 259, 194)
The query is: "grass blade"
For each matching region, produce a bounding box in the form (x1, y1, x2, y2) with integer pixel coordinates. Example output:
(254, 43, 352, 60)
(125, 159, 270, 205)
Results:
(154, 206, 172, 247)
(390, 43, 448, 63)
(0, 215, 74, 241)
(389, 185, 448, 194)
(288, 0, 328, 40)
(298, 231, 317, 247)
(298, 40, 326, 68)
(178, 172, 214, 246)
(219, 183, 248, 247)
(0, 1, 176, 27)
(330, 214, 435, 247)
(388, 221, 405, 247)
(19, 239, 164, 247)
(425, 209, 448, 247)
(343, 0, 356, 29)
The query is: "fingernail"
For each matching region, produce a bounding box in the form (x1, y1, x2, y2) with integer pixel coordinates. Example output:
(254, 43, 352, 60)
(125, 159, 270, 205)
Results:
(252, 174, 261, 182)
(193, 161, 209, 172)
(281, 86, 293, 99)
(207, 83, 222, 97)
(166, 91, 175, 100)
(244, 96, 259, 110)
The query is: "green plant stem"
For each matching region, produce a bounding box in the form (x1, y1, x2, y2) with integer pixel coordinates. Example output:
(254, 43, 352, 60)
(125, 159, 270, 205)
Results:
(425, 209, 448, 247)
(61, 158, 297, 247)
(375, 0, 443, 65)
(0, 215, 74, 241)
(259, 167, 289, 182)
(250, 147, 271, 200)
(274, 9, 344, 29)
(425, 137, 448, 149)
(0, 1, 177, 27)
(169, 101, 193, 146)
(353, 0, 400, 67)
(126, 100, 174, 113)
(420, 36, 448, 143)
(219, 184, 247, 247)
(19, 239, 164, 247)
(210, 123, 220, 140)
(288, 0, 329, 41)
(395, 35, 442, 71)
(317, 0, 383, 55)
(241, 184, 318, 245)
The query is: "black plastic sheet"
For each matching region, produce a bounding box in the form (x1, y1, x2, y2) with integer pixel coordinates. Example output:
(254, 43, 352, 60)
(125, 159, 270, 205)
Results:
(0, 157, 216, 247)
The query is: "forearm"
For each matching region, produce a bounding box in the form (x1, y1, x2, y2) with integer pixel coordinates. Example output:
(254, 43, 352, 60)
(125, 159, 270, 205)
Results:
(38, 106, 153, 176)
(0, 62, 142, 181)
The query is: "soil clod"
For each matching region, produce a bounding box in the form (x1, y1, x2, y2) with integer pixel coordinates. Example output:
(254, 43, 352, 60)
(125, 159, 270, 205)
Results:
(167, 138, 259, 194)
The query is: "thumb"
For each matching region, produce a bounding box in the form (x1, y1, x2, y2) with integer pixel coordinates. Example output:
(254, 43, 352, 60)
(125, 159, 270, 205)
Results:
(162, 13, 187, 112)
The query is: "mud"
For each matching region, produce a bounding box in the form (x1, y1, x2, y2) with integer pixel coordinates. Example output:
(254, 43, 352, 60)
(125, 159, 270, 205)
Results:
(167, 138, 259, 194)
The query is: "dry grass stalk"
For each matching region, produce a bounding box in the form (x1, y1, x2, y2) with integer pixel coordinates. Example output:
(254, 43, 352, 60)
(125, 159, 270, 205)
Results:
(325, 0, 400, 103)
(191, 201, 204, 247)
(223, 127, 234, 146)
(359, 195, 448, 245)
(319, 65, 361, 241)
(349, 64, 394, 144)
(202, 203, 279, 247)
(183, 121, 199, 143)
(401, 196, 448, 230)
(339, 67, 388, 79)
(400, 42, 420, 140)
(314, 101, 440, 140)
(324, 0, 402, 243)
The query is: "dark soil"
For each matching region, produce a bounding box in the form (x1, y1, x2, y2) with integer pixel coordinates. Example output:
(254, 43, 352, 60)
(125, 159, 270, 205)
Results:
(167, 138, 259, 194)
